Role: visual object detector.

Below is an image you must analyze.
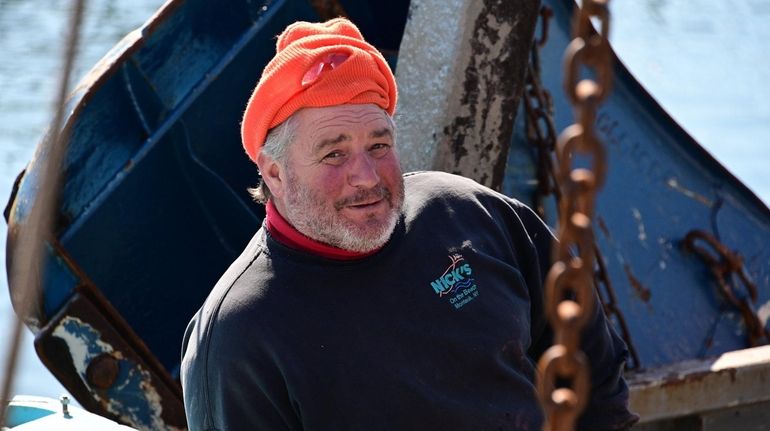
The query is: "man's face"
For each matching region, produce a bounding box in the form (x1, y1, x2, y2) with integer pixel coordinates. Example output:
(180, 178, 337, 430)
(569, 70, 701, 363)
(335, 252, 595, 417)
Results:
(276, 104, 404, 252)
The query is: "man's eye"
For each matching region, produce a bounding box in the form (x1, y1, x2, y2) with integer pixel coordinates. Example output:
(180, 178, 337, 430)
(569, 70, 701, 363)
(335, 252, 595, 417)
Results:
(370, 143, 390, 156)
(321, 150, 346, 164)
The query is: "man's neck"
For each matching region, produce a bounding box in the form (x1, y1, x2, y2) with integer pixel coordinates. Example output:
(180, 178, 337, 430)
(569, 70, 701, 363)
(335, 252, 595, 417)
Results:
(264, 200, 378, 260)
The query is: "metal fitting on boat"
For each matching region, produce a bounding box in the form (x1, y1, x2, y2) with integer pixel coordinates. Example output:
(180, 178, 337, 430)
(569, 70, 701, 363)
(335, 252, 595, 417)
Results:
(86, 353, 120, 390)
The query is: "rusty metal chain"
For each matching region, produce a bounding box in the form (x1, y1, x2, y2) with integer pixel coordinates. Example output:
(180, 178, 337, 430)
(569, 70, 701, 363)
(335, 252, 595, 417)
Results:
(536, 1, 613, 430)
(523, 46, 560, 220)
(683, 230, 770, 347)
(527, 2, 639, 371)
(592, 244, 640, 369)
(525, 4, 638, 373)
(536, 4, 554, 48)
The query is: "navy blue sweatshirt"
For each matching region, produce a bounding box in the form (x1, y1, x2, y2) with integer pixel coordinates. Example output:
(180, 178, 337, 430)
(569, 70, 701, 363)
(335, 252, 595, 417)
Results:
(181, 171, 637, 430)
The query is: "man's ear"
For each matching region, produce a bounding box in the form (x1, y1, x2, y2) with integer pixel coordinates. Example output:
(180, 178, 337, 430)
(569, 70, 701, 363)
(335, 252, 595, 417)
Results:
(256, 152, 285, 199)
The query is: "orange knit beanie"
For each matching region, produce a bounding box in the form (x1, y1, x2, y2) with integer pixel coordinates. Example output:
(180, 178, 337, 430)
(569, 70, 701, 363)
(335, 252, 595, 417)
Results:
(241, 18, 398, 162)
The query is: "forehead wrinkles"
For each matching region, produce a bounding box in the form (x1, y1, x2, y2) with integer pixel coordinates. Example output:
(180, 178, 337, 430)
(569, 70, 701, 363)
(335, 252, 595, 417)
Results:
(308, 110, 389, 142)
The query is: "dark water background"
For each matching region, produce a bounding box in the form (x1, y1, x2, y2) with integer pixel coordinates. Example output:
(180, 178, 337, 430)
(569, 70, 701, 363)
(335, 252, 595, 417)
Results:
(1, 0, 768, 400)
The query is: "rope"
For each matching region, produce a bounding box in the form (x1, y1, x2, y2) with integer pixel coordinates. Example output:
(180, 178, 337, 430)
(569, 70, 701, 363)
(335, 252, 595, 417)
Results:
(1, 0, 87, 424)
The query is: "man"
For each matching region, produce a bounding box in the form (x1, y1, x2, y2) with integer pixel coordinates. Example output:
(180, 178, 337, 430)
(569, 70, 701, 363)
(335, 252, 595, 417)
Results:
(181, 18, 637, 431)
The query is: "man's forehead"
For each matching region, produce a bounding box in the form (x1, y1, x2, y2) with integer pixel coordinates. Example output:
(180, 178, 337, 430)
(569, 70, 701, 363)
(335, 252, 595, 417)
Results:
(300, 105, 389, 127)
(297, 104, 393, 142)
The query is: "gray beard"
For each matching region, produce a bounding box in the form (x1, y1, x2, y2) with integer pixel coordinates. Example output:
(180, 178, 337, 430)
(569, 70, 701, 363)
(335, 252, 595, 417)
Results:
(282, 171, 404, 253)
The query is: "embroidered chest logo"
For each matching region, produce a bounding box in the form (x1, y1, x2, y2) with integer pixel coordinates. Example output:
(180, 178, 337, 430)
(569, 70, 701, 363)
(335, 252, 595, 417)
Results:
(430, 253, 479, 309)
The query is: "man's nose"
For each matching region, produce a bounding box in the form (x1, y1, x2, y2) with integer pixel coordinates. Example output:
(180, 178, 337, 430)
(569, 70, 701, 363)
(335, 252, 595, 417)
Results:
(347, 152, 380, 188)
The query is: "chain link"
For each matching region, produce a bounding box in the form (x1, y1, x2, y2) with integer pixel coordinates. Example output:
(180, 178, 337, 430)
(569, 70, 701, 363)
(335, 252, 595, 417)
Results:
(592, 244, 640, 369)
(525, 4, 638, 370)
(683, 230, 770, 347)
(523, 53, 560, 220)
(525, 6, 640, 372)
(536, 5, 554, 48)
(536, 1, 613, 430)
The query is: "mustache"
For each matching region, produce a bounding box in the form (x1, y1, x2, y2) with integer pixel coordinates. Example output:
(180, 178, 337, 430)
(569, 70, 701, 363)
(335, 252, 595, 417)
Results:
(334, 185, 392, 210)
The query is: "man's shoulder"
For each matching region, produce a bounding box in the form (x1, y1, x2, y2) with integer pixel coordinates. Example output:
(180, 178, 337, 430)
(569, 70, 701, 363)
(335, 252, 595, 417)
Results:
(180, 228, 280, 430)
(211, 228, 267, 297)
(181, 228, 275, 373)
(401, 171, 552, 244)
(403, 170, 483, 190)
(402, 170, 527, 209)
(187, 229, 273, 333)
